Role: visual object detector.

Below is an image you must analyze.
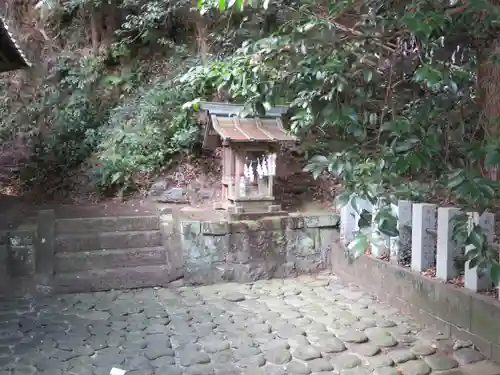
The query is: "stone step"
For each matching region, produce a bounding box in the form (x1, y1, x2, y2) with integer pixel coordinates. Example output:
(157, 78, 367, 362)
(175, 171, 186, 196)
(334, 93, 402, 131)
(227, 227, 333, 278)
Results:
(53, 264, 171, 293)
(55, 216, 160, 234)
(55, 247, 166, 272)
(55, 230, 162, 253)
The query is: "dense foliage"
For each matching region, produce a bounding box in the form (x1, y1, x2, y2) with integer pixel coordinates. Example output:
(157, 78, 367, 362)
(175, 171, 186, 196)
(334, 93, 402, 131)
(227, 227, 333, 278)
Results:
(3, 0, 500, 283)
(184, 0, 500, 283)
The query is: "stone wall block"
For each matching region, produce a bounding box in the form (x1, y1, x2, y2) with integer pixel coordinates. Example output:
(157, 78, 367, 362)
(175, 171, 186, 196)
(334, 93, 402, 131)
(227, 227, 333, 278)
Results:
(436, 207, 461, 281)
(464, 212, 495, 292)
(161, 215, 183, 281)
(36, 210, 56, 287)
(411, 203, 437, 272)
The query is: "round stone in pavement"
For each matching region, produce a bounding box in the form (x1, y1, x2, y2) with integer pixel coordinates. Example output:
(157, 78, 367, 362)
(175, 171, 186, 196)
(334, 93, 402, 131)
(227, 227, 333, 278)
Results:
(293, 346, 322, 361)
(217, 364, 244, 375)
(203, 340, 231, 353)
(150, 366, 182, 375)
(12, 365, 37, 375)
(179, 351, 211, 366)
(237, 354, 266, 368)
(397, 360, 431, 375)
(350, 343, 380, 357)
(367, 355, 394, 368)
(373, 367, 401, 375)
(263, 339, 290, 351)
(333, 354, 362, 370)
(410, 342, 435, 357)
(144, 347, 175, 360)
(453, 348, 485, 365)
(184, 363, 215, 375)
(234, 346, 262, 359)
(315, 337, 346, 353)
(376, 320, 396, 328)
(366, 332, 397, 348)
(388, 349, 416, 364)
(264, 365, 286, 375)
(339, 367, 372, 375)
(423, 354, 458, 371)
(223, 293, 246, 302)
(337, 330, 368, 344)
(265, 347, 292, 364)
(307, 358, 334, 372)
(288, 335, 310, 348)
(276, 325, 306, 339)
(286, 360, 312, 375)
(151, 356, 177, 368)
(126, 370, 154, 375)
(211, 350, 235, 364)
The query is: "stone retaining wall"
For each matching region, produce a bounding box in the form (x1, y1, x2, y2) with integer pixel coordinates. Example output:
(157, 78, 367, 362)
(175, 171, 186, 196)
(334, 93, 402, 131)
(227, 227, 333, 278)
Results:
(0, 225, 37, 296)
(163, 213, 340, 284)
(330, 243, 500, 363)
(0, 211, 340, 295)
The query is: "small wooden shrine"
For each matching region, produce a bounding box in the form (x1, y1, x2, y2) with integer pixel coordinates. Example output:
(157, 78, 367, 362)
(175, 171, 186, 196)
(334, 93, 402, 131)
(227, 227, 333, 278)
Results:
(0, 15, 30, 73)
(200, 102, 298, 219)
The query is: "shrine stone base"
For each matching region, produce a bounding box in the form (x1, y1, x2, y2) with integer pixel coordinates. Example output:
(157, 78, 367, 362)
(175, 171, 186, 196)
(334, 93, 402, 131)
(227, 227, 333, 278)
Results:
(226, 210, 288, 221)
(172, 213, 340, 284)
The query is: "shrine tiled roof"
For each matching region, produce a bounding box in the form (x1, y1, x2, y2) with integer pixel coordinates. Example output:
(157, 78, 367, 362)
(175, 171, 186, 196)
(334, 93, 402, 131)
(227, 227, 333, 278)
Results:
(211, 115, 297, 142)
(199, 102, 297, 143)
(0, 15, 30, 73)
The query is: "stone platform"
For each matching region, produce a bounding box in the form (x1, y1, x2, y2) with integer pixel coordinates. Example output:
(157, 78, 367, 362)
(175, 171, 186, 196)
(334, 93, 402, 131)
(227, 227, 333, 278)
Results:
(0, 212, 340, 295)
(0, 274, 498, 375)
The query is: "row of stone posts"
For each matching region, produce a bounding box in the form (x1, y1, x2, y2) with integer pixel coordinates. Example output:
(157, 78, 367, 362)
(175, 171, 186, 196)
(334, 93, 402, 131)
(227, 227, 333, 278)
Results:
(339, 200, 497, 295)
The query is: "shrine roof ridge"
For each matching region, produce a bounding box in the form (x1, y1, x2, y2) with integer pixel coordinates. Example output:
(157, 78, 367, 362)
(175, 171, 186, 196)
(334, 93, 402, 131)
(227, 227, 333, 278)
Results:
(199, 101, 289, 119)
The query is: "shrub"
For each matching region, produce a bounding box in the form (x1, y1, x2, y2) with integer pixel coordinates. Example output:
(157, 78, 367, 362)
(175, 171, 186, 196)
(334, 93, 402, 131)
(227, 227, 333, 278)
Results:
(91, 75, 201, 193)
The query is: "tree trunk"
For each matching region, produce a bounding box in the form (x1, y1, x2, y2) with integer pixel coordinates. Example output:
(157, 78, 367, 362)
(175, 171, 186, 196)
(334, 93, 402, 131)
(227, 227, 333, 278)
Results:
(90, 8, 100, 54)
(477, 37, 500, 180)
(196, 17, 209, 64)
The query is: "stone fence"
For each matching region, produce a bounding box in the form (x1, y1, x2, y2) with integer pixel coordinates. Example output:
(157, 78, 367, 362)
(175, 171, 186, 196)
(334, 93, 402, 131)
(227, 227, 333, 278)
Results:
(339, 200, 497, 293)
(335, 199, 500, 361)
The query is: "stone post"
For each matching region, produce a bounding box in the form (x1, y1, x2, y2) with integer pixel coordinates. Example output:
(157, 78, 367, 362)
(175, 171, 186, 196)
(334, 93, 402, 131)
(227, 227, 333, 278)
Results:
(339, 203, 356, 245)
(0, 232, 9, 295)
(160, 214, 184, 282)
(411, 203, 437, 273)
(35, 209, 55, 288)
(436, 207, 461, 281)
(391, 200, 413, 265)
(371, 199, 389, 257)
(464, 212, 494, 292)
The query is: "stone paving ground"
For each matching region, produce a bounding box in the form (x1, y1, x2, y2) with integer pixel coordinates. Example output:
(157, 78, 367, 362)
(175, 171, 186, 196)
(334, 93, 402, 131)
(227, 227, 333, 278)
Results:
(1, 273, 500, 375)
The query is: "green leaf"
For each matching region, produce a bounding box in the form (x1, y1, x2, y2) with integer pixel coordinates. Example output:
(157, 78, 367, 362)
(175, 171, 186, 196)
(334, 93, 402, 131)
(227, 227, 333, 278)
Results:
(468, 229, 485, 251)
(363, 70, 373, 83)
(358, 210, 372, 228)
(347, 233, 369, 260)
(111, 172, 122, 184)
(465, 248, 479, 261)
(468, 255, 480, 269)
(218, 0, 226, 9)
(491, 262, 500, 285)
(485, 149, 500, 167)
(309, 155, 328, 163)
(335, 191, 351, 208)
(378, 218, 399, 237)
(448, 172, 465, 189)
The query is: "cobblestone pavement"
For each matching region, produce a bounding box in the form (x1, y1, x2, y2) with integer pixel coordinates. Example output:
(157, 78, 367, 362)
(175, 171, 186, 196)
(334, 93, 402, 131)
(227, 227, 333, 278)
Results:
(1, 274, 500, 375)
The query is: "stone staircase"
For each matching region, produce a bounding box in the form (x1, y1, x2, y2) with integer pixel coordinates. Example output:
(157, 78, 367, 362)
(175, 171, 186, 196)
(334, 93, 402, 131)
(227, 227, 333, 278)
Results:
(52, 215, 170, 293)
